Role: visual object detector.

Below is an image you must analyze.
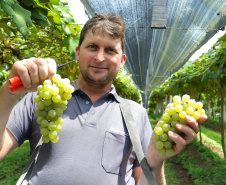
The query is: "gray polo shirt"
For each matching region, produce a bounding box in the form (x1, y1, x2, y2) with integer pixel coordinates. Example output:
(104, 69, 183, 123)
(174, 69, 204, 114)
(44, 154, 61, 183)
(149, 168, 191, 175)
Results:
(7, 84, 152, 185)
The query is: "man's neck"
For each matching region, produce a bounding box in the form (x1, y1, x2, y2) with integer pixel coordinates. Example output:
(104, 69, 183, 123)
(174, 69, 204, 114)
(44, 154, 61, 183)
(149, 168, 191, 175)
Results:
(75, 76, 112, 103)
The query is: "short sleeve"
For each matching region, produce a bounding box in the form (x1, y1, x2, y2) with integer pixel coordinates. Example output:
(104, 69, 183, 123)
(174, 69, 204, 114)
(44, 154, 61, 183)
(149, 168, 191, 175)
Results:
(6, 92, 37, 146)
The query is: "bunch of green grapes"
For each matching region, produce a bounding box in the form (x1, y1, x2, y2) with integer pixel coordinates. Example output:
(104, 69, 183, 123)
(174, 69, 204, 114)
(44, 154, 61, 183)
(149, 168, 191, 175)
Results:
(154, 94, 206, 157)
(34, 74, 74, 143)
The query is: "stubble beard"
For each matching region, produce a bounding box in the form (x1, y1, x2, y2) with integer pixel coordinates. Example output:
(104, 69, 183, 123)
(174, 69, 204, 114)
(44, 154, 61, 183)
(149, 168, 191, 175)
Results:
(81, 70, 113, 85)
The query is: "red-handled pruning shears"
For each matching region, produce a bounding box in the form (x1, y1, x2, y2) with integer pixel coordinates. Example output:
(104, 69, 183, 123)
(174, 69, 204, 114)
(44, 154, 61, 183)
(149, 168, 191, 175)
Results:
(8, 60, 76, 92)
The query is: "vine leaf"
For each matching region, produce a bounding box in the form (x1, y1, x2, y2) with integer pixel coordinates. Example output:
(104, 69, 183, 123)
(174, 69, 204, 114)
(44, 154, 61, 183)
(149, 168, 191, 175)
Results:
(0, 1, 35, 39)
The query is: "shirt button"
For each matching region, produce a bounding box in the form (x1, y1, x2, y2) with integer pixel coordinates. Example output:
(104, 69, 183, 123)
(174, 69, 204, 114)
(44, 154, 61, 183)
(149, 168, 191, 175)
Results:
(86, 101, 89, 104)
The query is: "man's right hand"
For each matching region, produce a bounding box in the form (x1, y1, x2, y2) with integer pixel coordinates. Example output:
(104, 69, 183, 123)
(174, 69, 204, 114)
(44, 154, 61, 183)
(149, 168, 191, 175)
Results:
(7, 58, 57, 95)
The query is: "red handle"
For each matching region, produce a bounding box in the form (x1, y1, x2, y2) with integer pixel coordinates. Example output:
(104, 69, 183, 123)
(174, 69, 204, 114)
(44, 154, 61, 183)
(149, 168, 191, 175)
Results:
(8, 76, 24, 92)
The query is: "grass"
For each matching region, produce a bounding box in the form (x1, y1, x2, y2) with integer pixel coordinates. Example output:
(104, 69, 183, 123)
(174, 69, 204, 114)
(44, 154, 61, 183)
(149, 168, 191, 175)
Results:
(0, 140, 30, 185)
(175, 141, 226, 185)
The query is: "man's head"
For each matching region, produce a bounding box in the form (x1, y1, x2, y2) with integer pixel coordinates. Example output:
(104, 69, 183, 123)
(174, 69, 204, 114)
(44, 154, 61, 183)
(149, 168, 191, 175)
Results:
(78, 13, 126, 53)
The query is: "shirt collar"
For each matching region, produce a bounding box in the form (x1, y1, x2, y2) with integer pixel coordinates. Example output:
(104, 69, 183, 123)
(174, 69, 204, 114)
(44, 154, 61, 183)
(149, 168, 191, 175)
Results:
(72, 80, 121, 103)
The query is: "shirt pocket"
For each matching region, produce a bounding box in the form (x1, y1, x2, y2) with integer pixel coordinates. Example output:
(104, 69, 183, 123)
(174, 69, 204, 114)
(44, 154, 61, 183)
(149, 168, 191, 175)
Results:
(102, 131, 132, 176)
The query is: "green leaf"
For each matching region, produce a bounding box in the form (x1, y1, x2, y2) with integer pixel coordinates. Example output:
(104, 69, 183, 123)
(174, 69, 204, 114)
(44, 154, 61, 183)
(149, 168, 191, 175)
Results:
(201, 74, 209, 84)
(0, 22, 11, 36)
(50, 0, 59, 5)
(1, 1, 35, 39)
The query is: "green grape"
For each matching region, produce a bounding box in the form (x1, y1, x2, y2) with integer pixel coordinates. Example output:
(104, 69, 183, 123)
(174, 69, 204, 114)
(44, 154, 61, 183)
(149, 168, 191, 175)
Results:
(45, 105, 53, 112)
(182, 103, 188, 111)
(192, 111, 200, 120)
(154, 141, 164, 150)
(40, 110, 48, 117)
(154, 135, 161, 141)
(52, 94, 61, 103)
(168, 118, 173, 123)
(40, 127, 49, 136)
(186, 107, 194, 115)
(41, 120, 49, 127)
(162, 113, 170, 122)
(43, 99, 52, 106)
(43, 84, 52, 91)
(157, 120, 166, 127)
(64, 84, 75, 93)
(37, 116, 45, 124)
(173, 95, 181, 102)
(48, 110, 56, 118)
(51, 116, 59, 122)
(179, 118, 186, 125)
(195, 102, 203, 110)
(182, 94, 190, 102)
(172, 113, 179, 121)
(175, 104, 183, 113)
(55, 108, 63, 116)
(60, 103, 67, 111)
(48, 121, 57, 131)
(52, 102, 61, 108)
(43, 91, 52, 99)
(158, 148, 166, 156)
(34, 95, 42, 103)
(35, 110, 41, 117)
(55, 117, 63, 125)
(57, 79, 65, 87)
(52, 74, 61, 83)
(188, 99, 196, 108)
(164, 109, 169, 114)
(42, 135, 50, 143)
(160, 133, 168, 141)
(164, 141, 172, 149)
(51, 135, 59, 143)
(170, 121, 177, 128)
(49, 130, 58, 139)
(162, 124, 171, 132)
(37, 85, 43, 92)
(63, 92, 72, 100)
(43, 79, 52, 85)
(39, 90, 44, 98)
(37, 102, 45, 110)
(64, 78, 70, 84)
(55, 124, 62, 132)
(166, 149, 174, 157)
(155, 127, 163, 135)
(170, 127, 178, 133)
(51, 86, 59, 95)
(198, 108, 205, 115)
(168, 107, 176, 115)
(179, 111, 187, 119)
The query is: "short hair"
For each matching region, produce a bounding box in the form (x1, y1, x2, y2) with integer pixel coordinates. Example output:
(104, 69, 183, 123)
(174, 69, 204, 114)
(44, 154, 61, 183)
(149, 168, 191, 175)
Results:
(78, 13, 126, 53)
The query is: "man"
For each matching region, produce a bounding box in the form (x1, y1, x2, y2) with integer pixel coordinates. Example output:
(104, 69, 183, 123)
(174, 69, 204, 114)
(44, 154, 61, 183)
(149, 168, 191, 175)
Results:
(0, 14, 206, 185)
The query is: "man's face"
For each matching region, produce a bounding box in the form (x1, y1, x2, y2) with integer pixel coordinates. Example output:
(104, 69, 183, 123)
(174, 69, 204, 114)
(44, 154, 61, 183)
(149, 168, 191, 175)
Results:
(76, 29, 126, 85)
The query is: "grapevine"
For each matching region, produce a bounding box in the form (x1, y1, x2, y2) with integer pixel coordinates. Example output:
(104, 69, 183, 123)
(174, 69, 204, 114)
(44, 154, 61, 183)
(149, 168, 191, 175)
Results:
(34, 74, 74, 143)
(154, 94, 206, 157)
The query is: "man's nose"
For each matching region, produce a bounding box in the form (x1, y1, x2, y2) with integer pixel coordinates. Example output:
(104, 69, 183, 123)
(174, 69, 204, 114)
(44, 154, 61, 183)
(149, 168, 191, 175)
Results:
(95, 49, 105, 62)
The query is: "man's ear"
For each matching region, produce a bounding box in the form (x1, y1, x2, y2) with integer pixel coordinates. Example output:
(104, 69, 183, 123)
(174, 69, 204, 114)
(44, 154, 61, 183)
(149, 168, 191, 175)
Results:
(75, 46, 80, 61)
(120, 54, 127, 69)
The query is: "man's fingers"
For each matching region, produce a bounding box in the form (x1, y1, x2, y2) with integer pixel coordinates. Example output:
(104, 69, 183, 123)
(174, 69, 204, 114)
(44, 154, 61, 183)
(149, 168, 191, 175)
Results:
(168, 131, 186, 154)
(185, 115, 199, 133)
(46, 58, 57, 78)
(198, 114, 207, 125)
(175, 123, 197, 144)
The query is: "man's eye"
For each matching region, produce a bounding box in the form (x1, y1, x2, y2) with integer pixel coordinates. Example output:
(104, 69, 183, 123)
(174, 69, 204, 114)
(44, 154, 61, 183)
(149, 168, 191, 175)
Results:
(89, 45, 96, 49)
(106, 48, 115, 53)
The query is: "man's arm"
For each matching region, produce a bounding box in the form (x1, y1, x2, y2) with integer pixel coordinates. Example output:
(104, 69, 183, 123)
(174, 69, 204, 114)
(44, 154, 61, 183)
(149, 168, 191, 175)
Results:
(0, 81, 21, 151)
(0, 58, 56, 160)
(134, 164, 166, 185)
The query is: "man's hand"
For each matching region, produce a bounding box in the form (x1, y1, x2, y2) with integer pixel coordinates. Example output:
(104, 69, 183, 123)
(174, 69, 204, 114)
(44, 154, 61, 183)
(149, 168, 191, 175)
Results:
(145, 103, 207, 171)
(7, 58, 56, 95)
